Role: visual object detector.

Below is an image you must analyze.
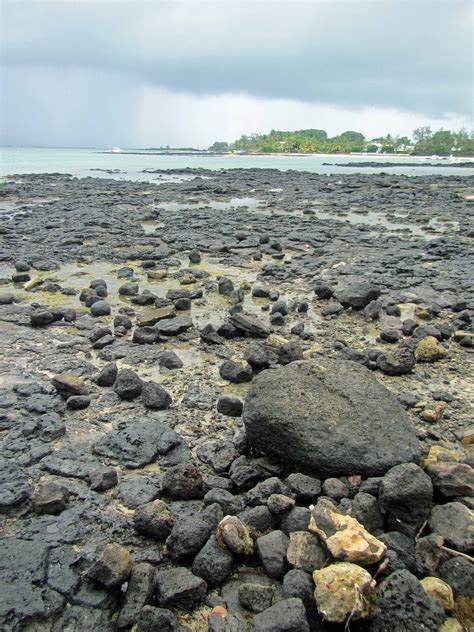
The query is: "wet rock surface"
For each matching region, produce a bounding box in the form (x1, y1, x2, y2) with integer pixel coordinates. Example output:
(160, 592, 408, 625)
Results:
(0, 169, 473, 630)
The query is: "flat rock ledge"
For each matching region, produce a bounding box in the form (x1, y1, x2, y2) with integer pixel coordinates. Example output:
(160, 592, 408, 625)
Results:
(243, 357, 420, 476)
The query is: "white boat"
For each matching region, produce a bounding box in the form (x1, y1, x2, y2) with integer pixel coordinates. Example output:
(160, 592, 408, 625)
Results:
(110, 147, 122, 153)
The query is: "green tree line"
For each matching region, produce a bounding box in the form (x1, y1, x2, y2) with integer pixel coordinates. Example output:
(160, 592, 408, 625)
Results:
(209, 127, 474, 156)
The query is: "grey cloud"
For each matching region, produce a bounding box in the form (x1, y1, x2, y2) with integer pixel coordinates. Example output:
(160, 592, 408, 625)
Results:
(2, 0, 472, 117)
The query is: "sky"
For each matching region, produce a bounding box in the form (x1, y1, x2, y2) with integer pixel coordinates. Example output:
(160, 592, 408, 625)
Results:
(1, 0, 473, 148)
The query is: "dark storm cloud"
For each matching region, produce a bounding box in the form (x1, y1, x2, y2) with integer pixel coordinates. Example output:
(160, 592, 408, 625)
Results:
(2, 0, 472, 117)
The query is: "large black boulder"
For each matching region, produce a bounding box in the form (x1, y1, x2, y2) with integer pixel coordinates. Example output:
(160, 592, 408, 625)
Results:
(243, 358, 420, 476)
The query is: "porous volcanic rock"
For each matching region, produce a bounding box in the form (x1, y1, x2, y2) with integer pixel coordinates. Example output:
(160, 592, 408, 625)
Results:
(243, 358, 420, 476)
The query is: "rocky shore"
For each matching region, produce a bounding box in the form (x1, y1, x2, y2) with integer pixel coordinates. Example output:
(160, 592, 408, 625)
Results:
(0, 168, 473, 631)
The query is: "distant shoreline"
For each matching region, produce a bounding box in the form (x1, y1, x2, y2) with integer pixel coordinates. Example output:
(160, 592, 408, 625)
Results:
(95, 150, 474, 162)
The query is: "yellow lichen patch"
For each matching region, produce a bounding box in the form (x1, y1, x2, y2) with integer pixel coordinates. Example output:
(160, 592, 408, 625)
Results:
(415, 336, 447, 363)
(313, 562, 376, 622)
(421, 577, 454, 612)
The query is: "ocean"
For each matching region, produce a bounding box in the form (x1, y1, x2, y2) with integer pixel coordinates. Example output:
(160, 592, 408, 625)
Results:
(1, 147, 473, 182)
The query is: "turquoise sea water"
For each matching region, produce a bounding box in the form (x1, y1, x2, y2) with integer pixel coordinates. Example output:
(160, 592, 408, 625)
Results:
(1, 147, 473, 181)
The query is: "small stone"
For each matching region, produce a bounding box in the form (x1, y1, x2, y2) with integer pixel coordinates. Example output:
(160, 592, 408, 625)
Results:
(158, 350, 183, 370)
(270, 312, 284, 325)
(66, 395, 91, 410)
(157, 315, 193, 336)
(33, 480, 69, 515)
(428, 502, 474, 552)
(415, 534, 444, 576)
(278, 341, 303, 365)
(191, 534, 233, 587)
(322, 478, 348, 500)
(162, 462, 202, 500)
(218, 277, 234, 296)
(155, 567, 207, 610)
(117, 562, 155, 629)
(89, 467, 118, 491)
(369, 569, 444, 631)
(219, 359, 253, 383)
(217, 394, 243, 417)
(141, 381, 172, 409)
(422, 402, 447, 422)
(376, 346, 415, 375)
(166, 516, 213, 562)
(0, 293, 15, 305)
(309, 499, 386, 565)
(229, 312, 270, 338)
(238, 583, 275, 613)
(30, 309, 54, 327)
(437, 557, 474, 598)
(286, 473, 321, 501)
(114, 368, 143, 400)
(426, 462, 474, 498)
(256, 530, 289, 579)
(95, 362, 118, 387)
(420, 577, 454, 612)
(133, 500, 174, 540)
(286, 531, 326, 573)
(415, 336, 447, 363)
(313, 562, 376, 622)
(119, 282, 139, 296)
(137, 306, 175, 327)
(85, 543, 132, 588)
(52, 372, 88, 396)
(189, 250, 201, 264)
(267, 493, 295, 514)
(197, 441, 238, 473)
(380, 328, 401, 343)
(216, 515, 254, 556)
(90, 300, 111, 316)
(136, 606, 180, 632)
(251, 597, 309, 632)
(379, 463, 433, 537)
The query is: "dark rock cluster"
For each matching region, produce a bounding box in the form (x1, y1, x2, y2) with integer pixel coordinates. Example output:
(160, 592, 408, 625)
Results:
(0, 169, 472, 631)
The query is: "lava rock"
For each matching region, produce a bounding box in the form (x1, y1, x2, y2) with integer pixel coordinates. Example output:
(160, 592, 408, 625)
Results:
(85, 543, 132, 588)
(117, 562, 155, 629)
(428, 502, 474, 552)
(380, 463, 433, 537)
(286, 473, 321, 502)
(89, 467, 118, 491)
(367, 569, 444, 631)
(243, 358, 420, 476)
(162, 462, 203, 500)
(250, 597, 309, 632)
(437, 557, 474, 597)
(66, 395, 91, 410)
(114, 369, 143, 400)
(155, 567, 207, 610)
(256, 530, 289, 579)
(141, 381, 172, 409)
(32, 480, 69, 515)
(51, 372, 88, 397)
(335, 279, 380, 309)
(95, 362, 118, 387)
(229, 312, 270, 338)
(192, 535, 234, 586)
(31, 309, 54, 327)
(219, 359, 253, 383)
(90, 300, 111, 317)
(217, 394, 243, 417)
(136, 606, 181, 632)
(133, 500, 175, 540)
